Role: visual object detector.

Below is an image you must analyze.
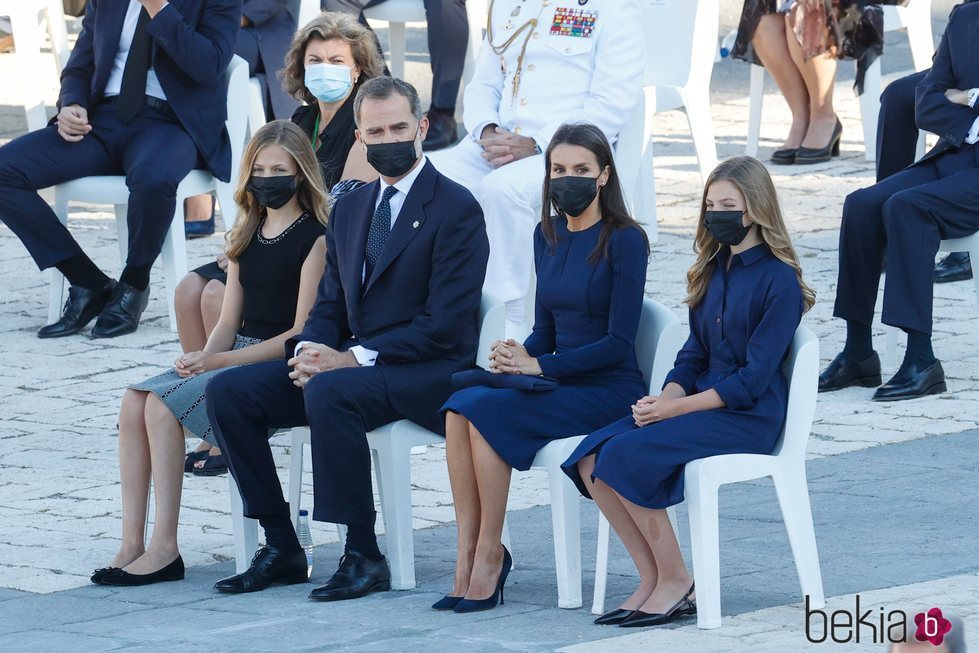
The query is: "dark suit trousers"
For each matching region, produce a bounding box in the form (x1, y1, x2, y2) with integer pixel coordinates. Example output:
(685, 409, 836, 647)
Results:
(205, 360, 402, 527)
(323, 0, 468, 108)
(0, 103, 199, 271)
(834, 145, 979, 335)
(876, 70, 929, 182)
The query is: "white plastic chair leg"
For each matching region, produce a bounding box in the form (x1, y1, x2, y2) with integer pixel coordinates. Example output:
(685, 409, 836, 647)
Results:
(387, 22, 407, 80)
(162, 198, 188, 332)
(904, 4, 934, 72)
(372, 438, 416, 590)
(230, 476, 259, 573)
(48, 195, 70, 324)
(9, 5, 48, 132)
(686, 478, 723, 629)
(114, 204, 130, 267)
(859, 58, 883, 162)
(682, 87, 718, 184)
(246, 79, 267, 140)
(772, 467, 825, 609)
(548, 466, 583, 609)
(591, 512, 611, 615)
(746, 64, 765, 157)
(44, 0, 70, 70)
(288, 431, 306, 529)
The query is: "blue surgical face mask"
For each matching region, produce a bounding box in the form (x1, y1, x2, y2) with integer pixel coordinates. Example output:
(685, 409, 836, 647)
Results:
(304, 63, 355, 103)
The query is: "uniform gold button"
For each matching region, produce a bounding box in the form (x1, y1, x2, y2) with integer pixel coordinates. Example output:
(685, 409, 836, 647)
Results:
(542, 0, 550, 5)
(528, 64, 536, 72)
(514, 126, 522, 134)
(520, 98, 527, 106)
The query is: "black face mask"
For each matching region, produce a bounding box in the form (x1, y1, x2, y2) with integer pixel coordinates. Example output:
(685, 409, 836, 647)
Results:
(705, 210, 752, 246)
(366, 135, 419, 178)
(247, 174, 297, 210)
(549, 176, 599, 217)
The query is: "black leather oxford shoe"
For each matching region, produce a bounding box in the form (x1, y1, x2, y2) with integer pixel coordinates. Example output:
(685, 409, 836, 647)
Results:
(38, 280, 115, 338)
(934, 252, 972, 284)
(308, 551, 390, 602)
(873, 359, 946, 402)
(91, 282, 149, 338)
(422, 110, 459, 152)
(213, 546, 308, 594)
(818, 351, 882, 392)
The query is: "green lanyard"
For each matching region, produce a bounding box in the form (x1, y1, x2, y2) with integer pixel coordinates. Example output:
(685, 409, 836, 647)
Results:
(311, 112, 321, 151)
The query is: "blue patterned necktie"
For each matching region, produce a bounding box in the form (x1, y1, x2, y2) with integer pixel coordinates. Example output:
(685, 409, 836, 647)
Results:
(365, 185, 398, 283)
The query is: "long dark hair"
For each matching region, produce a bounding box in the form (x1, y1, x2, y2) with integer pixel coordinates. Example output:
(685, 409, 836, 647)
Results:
(540, 122, 649, 263)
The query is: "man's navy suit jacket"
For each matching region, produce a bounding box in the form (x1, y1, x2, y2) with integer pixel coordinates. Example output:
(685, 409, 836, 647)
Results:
(288, 160, 490, 433)
(58, 0, 242, 181)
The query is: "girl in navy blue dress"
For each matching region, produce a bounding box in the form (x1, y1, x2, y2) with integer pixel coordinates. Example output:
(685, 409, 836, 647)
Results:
(563, 156, 816, 628)
(437, 123, 650, 613)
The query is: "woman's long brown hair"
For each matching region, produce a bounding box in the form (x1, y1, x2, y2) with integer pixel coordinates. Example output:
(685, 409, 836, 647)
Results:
(540, 122, 649, 263)
(685, 156, 816, 312)
(225, 120, 330, 261)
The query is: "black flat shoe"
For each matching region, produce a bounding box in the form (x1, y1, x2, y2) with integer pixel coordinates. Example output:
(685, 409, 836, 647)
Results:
(100, 556, 184, 586)
(934, 252, 973, 284)
(594, 608, 636, 625)
(422, 109, 459, 152)
(453, 545, 512, 613)
(214, 546, 308, 593)
(38, 280, 115, 338)
(872, 359, 946, 402)
(308, 551, 390, 602)
(795, 118, 843, 165)
(818, 351, 882, 392)
(91, 282, 150, 338)
(90, 566, 120, 584)
(192, 453, 228, 476)
(770, 148, 797, 165)
(619, 583, 696, 628)
(184, 449, 209, 473)
(431, 594, 464, 610)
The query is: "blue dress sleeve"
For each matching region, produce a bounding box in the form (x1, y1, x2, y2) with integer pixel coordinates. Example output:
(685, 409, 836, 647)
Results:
(712, 265, 803, 410)
(663, 307, 709, 394)
(536, 226, 647, 379)
(523, 225, 556, 358)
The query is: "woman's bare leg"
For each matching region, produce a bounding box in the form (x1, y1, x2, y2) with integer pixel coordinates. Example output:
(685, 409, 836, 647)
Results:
(174, 273, 208, 353)
(200, 279, 225, 340)
(465, 424, 512, 600)
(109, 390, 153, 568)
(751, 13, 811, 149)
(445, 412, 481, 597)
(784, 10, 838, 148)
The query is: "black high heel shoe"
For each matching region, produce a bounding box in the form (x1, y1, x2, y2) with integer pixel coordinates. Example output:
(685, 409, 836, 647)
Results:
(619, 583, 697, 628)
(100, 556, 185, 586)
(795, 118, 843, 165)
(431, 594, 464, 610)
(770, 148, 797, 165)
(453, 545, 512, 613)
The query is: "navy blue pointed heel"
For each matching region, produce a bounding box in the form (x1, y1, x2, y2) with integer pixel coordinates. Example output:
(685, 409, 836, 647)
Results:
(452, 545, 512, 613)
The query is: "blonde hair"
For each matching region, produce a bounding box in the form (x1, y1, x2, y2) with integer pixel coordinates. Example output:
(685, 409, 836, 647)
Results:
(281, 11, 384, 106)
(685, 156, 816, 312)
(225, 121, 330, 261)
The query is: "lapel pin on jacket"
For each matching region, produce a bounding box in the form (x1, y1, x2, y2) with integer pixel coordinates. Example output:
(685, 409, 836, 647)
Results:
(412, 220, 420, 229)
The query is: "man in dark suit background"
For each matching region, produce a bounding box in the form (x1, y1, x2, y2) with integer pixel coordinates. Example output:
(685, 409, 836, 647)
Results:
(820, 1, 979, 401)
(206, 76, 489, 601)
(0, 0, 241, 338)
(239, 0, 298, 120)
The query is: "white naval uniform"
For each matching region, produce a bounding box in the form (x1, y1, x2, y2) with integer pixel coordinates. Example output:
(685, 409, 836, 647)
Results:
(428, 0, 645, 315)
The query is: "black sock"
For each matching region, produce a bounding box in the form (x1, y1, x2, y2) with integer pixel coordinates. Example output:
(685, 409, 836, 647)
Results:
(119, 263, 152, 291)
(904, 329, 937, 367)
(56, 254, 110, 290)
(259, 514, 301, 553)
(842, 320, 874, 361)
(344, 521, 383, 561)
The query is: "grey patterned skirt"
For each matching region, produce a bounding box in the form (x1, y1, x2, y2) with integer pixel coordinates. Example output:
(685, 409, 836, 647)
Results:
(130, 334, 263, 444)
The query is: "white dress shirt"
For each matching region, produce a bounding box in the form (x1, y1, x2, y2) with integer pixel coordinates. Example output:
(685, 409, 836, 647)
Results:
(297, 155, 428, 367)
(104, 0, 168, 102)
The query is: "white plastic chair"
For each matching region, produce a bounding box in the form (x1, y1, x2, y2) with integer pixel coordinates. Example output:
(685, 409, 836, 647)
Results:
(616, 91, 660, 245)
(0, 0, 70, 132)
(591, 326, 825, 630)
(521, 299, 687, 609)
(47, 55, 250, 331)
(746, 0, 933, 162)
(883, 232, 979, 369)
(230, 294, 507, 584)
(640, 0, 719, 184)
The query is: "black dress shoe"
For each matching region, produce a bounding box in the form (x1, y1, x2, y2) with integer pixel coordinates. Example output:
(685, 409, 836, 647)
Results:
(873, 359, 946, 402)
(934, 252, 973, 284)
(770, 148, 797, 165)
(100, 556, 184, 586)
(213, 546, 308, 594)
(90, 566, 120, 584)
(308, 551, 390, 602)
(38, 280, 115, 339)
(422, 110, 459, 152)
(795, 117, 843, 165)
(818, 351, 882, 392)
(619, 583, 697, 628)
(91, 282, 150, 338)
(594, 608, 636, 625)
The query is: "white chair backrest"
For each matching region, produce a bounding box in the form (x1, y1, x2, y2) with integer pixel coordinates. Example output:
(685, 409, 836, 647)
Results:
(641, 0, 719, 90)
(223, 55, 251, 212)
(770, 325, 819, 462)
(290, 0, 321, 26)
(613, 92, 651, 233)
(476, 294, 507, 369)
(636, 298, 684, 393)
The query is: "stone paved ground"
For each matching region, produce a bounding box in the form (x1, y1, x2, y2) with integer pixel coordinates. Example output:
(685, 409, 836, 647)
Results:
(0, 1, 977, 650)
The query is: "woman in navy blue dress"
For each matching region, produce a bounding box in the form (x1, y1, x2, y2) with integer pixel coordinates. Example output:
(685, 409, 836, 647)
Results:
(563, 156, 816, 628)
(437, 123, 650, 613)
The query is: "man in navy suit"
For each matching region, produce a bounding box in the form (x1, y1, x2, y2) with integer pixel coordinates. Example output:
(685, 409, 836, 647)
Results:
(819, 2, 979, 401)
(206, 77, 489, 600)
(239, 0, 298, 120)
(0, 0, 240, 338)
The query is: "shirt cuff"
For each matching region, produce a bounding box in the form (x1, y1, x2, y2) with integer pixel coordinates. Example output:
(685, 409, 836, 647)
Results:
(349, 345, 378, 367)
(966, 115, 979, 145)
(471, 121, 494, 142)
(968, 88, 979, 109)
(294, 341, 311, 357)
